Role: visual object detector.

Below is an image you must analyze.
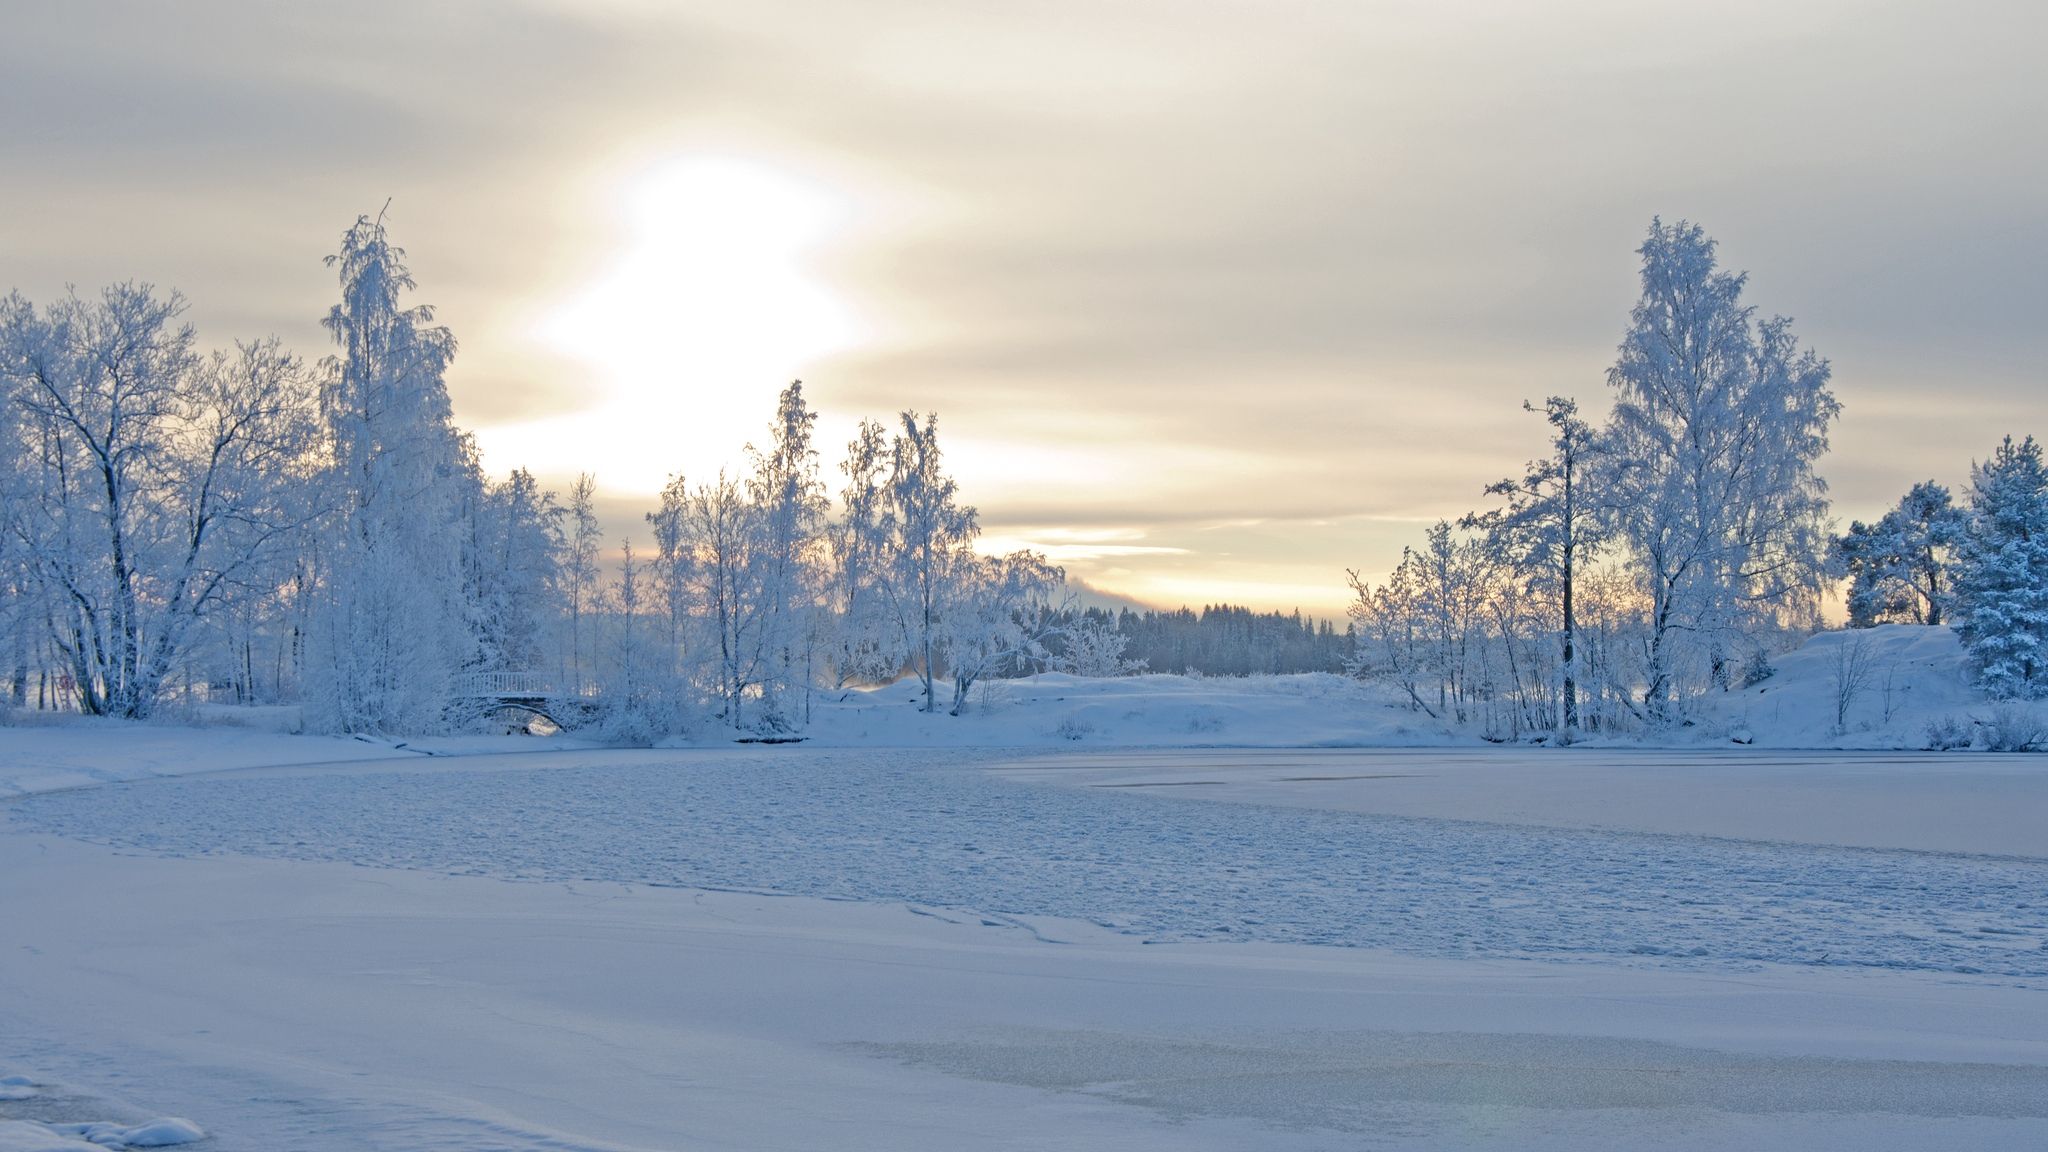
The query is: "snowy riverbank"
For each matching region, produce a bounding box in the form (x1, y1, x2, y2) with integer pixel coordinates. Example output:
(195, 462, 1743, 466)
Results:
(4, 625, 2037, 804)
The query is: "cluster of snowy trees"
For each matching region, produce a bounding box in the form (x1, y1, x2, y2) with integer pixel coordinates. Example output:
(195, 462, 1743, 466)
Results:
(1105, 605, 1350, 676)
(0, 214, 1068, 734)
(1839, 438, 2048, 700)
(1347, 218, 2047, 735)
(621, 399, 1069, 734)
(1347, 220, 1841, 739)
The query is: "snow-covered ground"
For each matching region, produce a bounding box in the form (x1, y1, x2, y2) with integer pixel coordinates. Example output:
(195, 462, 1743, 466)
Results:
(1700, 624, 2040, 749)
(4, 736, 2047, 1150)
(794, 670, 1460, 748)
(797, 625, 2042, 755)
(0, 715, 597, 799)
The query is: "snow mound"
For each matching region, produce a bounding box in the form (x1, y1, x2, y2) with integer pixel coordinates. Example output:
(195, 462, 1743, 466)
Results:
(0, 1121, 83, 1152)
(0, 1120, 204, 1152)
(0, 1076, 35, 1102)
(53, 1120, 204, 1149)
(1705, 624, 2039, 749)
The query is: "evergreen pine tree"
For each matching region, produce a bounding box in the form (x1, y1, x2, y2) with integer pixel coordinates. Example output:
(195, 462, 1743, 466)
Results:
(1952, 436, 2048, 699)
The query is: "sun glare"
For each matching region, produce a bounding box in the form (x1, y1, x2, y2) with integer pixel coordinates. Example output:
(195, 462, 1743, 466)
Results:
(481, 156, 865, 492)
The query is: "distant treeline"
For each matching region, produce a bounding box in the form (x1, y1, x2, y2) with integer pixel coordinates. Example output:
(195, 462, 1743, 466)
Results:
(1097, 605, 1351, 676)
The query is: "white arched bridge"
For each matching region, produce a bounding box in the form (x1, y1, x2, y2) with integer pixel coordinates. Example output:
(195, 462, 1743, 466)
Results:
(449, 671, 602, 729)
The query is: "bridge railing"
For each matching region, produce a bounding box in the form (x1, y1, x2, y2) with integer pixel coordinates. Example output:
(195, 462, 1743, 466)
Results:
(451, 670, 598, 699)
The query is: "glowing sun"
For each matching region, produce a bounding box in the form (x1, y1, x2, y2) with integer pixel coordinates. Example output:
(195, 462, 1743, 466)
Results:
(483, 155, 866, 492)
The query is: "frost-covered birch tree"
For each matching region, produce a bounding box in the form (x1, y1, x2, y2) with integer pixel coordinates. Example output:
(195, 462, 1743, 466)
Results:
(744, 381, 829, 723)
(1602, 219, 1839, 721)
(563, 472, 603, 688)
(683, 470, 769, 727)
(302, 211, 476, 733)
(1348, 521, 1496, 724)
(826, 418, 900, 690)
(645, 472, 693, 698)
(880, 412, 977, 712)
(0, 286, 319, 718)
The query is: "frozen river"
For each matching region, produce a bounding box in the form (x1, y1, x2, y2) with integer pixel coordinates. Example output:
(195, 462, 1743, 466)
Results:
(15, 746, 2047, 978)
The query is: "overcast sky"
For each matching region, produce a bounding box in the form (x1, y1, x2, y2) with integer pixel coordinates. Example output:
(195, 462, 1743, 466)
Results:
(4, 0, 2043, 615)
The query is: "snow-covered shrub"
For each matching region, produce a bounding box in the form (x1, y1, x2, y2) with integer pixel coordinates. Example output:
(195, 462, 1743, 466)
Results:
(1829, 633, 1878, 734)
(972, 677, 1011, 714)
(1922, 714, 1974, 751)
(1053, 717, 1094, 741)
(1739, 649, 1776, 688)
(1979, 703, 2045, 752)
(1052, 613, 1144, 677)
(588, 700, 663, 747)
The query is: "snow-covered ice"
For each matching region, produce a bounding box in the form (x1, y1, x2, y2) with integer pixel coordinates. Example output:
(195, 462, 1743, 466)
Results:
(14, 747, 2048, 977)
(5, 718, 2047, 1148)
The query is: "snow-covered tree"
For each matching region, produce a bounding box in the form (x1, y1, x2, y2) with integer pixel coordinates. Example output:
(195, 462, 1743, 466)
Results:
(645, 472, 693, 695)
(682, 469, 769, 728)
(880, 412, 978, 712)
(941, 549, 1063, 714)
(585, 538, 670, 742)
(302, 210, 475, 734)
(1951, 435, 2048, 699)
(0, 387, 35, 705)
(563, 472, 603, 688)
(0, 286, 319, 718)
(744, 381, 829, 723)
(1835, 481, 1964, 627)
(1601, 219, 1839, 720)
(1466, 396, 1602, 735)
(1051, 610, 1145, 677)
(1348, 520, 1497, 724)
(466, 468, 564, 674)
(826, 418, 901, 689)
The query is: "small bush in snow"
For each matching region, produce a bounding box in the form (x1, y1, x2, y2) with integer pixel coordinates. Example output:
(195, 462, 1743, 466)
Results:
(1923, 714, 1974, 751)
(972, 678, 1012, 715)
(589, 702, 663, 747)
(1979, 704, 2046, 753)
(1053, 718, 1094, 741)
